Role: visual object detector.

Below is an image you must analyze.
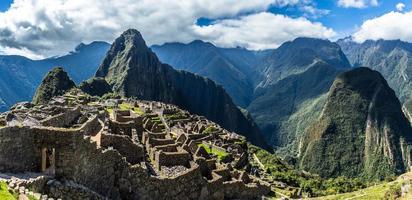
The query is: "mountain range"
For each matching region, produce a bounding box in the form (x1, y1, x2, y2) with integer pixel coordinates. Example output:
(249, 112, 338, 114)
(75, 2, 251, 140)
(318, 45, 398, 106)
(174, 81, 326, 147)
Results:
(0, 41, 110, 111)
(2, 32, 412, 179)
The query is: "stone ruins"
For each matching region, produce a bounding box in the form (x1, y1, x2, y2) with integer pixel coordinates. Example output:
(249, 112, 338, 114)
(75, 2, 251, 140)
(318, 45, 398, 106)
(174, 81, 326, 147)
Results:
(0, 89, 271, 199)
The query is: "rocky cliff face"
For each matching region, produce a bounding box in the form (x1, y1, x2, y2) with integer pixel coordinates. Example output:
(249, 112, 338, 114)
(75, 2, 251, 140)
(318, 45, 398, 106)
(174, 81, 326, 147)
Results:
(403, 97, 412, 125)
(152, 41, 269, 107)
(79, 77, 112, 97)
(32, 67, 76, 104)
(95, 29, 268, 148)
(337, 38, 412, 102)
(300, 67, 412, 180)
(248, 62, 344, 151)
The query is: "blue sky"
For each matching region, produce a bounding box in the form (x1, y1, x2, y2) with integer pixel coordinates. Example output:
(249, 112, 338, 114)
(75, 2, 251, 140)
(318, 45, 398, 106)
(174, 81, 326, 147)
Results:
(0, 0, 12, 12)
(0, 0, 410, 59)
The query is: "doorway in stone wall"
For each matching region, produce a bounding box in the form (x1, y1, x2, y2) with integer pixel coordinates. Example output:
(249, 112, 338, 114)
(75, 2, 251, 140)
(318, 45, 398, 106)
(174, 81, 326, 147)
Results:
(41, 147, 56, 176)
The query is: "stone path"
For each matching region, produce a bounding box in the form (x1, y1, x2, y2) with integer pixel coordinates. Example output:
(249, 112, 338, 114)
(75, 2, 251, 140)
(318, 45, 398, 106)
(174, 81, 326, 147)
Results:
(253, 153, 265, 169)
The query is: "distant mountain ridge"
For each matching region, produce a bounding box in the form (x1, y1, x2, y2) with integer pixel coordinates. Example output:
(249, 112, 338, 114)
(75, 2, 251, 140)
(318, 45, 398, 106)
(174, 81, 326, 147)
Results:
(337, 37, 412, 102)
(152, 40, 270, 107)
(255, 37, 351, 91)
(152, 37, 354, 153)
(0, 41, 110, 111)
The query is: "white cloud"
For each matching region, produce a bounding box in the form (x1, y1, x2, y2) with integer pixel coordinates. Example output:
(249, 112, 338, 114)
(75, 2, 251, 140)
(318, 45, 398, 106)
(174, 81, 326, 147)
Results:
(353, 11, 412, 43)
(192, 12, 336, 50)
(337, 0, 378, 8)
(0, 0, 333, 59)
(299, 5, 331, 19)
(396, 3, 405, 11)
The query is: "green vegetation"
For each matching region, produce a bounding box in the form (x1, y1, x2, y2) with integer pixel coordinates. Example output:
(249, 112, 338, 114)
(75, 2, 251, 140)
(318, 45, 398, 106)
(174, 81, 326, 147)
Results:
(0, 182, 18, 200)
(248, 145, 367, 198)
(198, 143, 228, 161)
(300, 68, 412, 180)
(79, 77, 112, 97)
(164, 112, 187, 120)
(118, 102, 144, 115)
(32, 67, 76, 105)
(202, 126, 218, 134)
(314, 178, 408, 200)
(151, 116, 162, 124)
(106, 107, 114, 115)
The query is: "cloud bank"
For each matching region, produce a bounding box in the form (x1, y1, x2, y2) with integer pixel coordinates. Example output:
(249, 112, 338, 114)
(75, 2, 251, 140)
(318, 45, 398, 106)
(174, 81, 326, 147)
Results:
(353, 11, 412, 43)
(192, 12, 336, 50)
(0, 0, 335, 59)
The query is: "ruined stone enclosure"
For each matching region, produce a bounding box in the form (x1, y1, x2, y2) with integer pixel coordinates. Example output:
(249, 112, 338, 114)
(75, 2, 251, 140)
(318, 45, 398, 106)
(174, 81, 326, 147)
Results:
(0, 91, 270, 199)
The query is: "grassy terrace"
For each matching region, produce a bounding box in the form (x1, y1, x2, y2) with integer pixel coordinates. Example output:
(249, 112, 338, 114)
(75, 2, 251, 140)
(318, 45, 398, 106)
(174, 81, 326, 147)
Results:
(164, 112, 187, 120)
(119, 102, 144, 115)
(312, 178, 407, 200)
(202, 126, 218, 134)
(105, 102, 145, 115)
(0, 182, 17, 200)
(198, 143, 228, 161)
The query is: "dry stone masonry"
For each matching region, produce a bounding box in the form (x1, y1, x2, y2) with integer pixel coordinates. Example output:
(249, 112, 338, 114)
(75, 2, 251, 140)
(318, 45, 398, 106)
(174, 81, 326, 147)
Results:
(0, 89, 270, 199)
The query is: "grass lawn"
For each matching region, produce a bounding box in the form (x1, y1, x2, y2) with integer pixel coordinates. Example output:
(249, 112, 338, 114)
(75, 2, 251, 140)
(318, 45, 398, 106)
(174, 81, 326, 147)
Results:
(119, 102, 144, 115)
(312, 180, 402, 200)
(0, 181, 17, 200)
(198, 143, 228, 160)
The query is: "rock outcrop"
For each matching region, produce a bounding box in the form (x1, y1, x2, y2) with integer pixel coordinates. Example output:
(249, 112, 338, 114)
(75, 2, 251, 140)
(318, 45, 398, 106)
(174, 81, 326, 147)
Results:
(95, 29, 269, 149)
(300, 67, 412, 180)
(79, 77, 112, 96)
(32, 67, 76, 105)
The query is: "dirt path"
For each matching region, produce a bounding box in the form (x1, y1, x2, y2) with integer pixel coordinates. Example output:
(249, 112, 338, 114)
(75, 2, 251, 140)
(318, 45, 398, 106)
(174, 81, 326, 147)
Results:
(253, 153, 265, 169)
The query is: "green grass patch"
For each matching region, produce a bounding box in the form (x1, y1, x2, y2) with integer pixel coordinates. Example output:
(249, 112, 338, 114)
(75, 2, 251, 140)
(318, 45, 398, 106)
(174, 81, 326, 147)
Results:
(119, 102, 144, 115)
(119, 102, 133, 110)
(314, 180, 403, 200)
(106, 107, 114, 115)
(133, 107, 144, 115)
(164, 112, 187, 120)
(203, 126, 218, 134)
(198, 143, 228, 161)
(0, 181, 17, 200)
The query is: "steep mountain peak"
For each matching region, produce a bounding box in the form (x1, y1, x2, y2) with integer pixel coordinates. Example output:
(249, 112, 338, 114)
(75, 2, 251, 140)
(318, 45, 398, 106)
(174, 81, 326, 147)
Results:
(93, 29, 269, 148)
(95, 28, 160, 81)
(32, 67, 76, 105)
(300, 67, 412, 180)
(119, 29, 148, 48)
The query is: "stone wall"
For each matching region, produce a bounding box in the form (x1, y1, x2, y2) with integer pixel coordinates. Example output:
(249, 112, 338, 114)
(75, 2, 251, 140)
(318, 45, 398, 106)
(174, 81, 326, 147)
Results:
(101, 133, 144, 164)
(0, 126, 40, 172)
(154, 150, 191, 170)
(41, 107, 81, 127)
